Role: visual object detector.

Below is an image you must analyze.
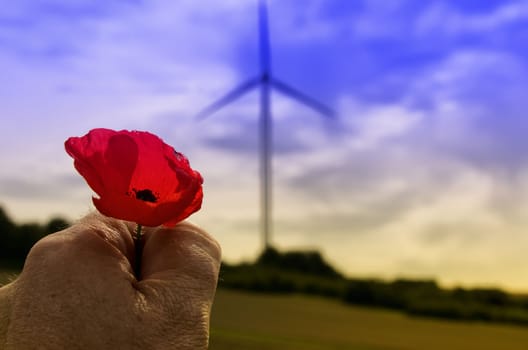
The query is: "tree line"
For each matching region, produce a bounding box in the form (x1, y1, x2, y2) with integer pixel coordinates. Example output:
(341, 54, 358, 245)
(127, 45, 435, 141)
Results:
(0, 206, 69, 267)
(220, 247, 528, 326)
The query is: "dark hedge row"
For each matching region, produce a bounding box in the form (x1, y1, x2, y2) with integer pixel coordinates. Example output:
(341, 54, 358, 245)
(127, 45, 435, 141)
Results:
(0, 206, 69, 266)
(220, 248, 528, 326)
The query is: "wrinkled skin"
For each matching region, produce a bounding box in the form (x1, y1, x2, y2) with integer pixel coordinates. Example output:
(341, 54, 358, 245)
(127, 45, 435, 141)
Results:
(0, 213, 221, 350)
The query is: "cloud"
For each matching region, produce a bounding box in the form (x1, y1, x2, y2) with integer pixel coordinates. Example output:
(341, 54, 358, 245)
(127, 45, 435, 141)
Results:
(0, 174, 83, 199)
(415, 1, 528, 36)
(404, 49, 528, 171)
(298, 162, 528, 289)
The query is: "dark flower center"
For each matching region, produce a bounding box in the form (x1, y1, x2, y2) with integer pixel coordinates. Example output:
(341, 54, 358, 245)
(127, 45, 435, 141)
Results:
(133, 189, 158, 203)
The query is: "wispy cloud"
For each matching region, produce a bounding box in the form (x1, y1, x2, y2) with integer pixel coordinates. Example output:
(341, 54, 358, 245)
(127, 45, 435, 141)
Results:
(416, 1, 528, 36)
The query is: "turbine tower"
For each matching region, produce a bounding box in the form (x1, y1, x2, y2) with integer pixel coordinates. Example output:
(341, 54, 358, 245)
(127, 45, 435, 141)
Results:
(196, 0, 334, 251)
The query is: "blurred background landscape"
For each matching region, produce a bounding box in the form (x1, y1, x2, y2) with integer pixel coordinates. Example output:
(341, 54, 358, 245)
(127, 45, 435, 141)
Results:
(1, 0, 528, 348)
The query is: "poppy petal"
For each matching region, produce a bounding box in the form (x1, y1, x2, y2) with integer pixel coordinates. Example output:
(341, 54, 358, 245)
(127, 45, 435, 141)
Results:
(103, 133, 138, 195)
(163, 186, 203, 227)
(65, 137, 106, 196)
(67, 128, 203, 227)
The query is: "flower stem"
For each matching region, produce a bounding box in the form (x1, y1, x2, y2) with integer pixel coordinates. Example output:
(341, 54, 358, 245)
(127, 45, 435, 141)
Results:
(134, 224, 143, 278)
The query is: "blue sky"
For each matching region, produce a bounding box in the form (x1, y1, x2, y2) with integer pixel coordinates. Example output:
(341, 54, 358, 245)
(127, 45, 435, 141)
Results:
(1, 0, 528, 291)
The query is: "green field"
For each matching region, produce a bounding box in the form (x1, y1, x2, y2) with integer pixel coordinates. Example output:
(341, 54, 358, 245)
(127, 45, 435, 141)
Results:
(210, 289, 528, 350)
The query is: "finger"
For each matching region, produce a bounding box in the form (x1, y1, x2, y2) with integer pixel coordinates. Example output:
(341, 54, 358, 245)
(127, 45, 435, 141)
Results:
(20, 212, 137, 283)
(134, 222, 221, 348)
(8, 214, 141, 348)
(137, 222, 221, 300)
(78, 211, 137, 263)
(140, 221, 221, 282)
(0, 283, 13, 346)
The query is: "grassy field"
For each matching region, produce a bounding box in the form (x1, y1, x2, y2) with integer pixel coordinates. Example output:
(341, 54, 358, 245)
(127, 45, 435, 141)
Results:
(210, 289, 528, 350)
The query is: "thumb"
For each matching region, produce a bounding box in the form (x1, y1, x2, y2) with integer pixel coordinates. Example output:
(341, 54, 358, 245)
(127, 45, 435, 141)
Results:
(138, 222, 221, 302)
(135, 222, 221, 349)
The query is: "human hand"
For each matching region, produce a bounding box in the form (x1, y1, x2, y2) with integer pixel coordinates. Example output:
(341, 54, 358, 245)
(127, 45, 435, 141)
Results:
(0, 212, 221, 350)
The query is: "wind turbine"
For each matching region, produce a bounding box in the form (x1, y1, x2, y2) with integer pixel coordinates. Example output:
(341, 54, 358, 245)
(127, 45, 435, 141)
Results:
(196, 0, 334, 251)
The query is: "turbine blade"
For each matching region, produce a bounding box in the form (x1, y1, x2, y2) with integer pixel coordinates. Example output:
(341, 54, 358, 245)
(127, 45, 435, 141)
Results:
(272, 78, 335, 118)
(195, 77, 260, 120)
(259, 0, 271, 74)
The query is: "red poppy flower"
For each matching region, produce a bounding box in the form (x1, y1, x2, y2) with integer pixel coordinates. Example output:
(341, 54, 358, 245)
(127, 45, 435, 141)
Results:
(65, 128, 203, 227)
